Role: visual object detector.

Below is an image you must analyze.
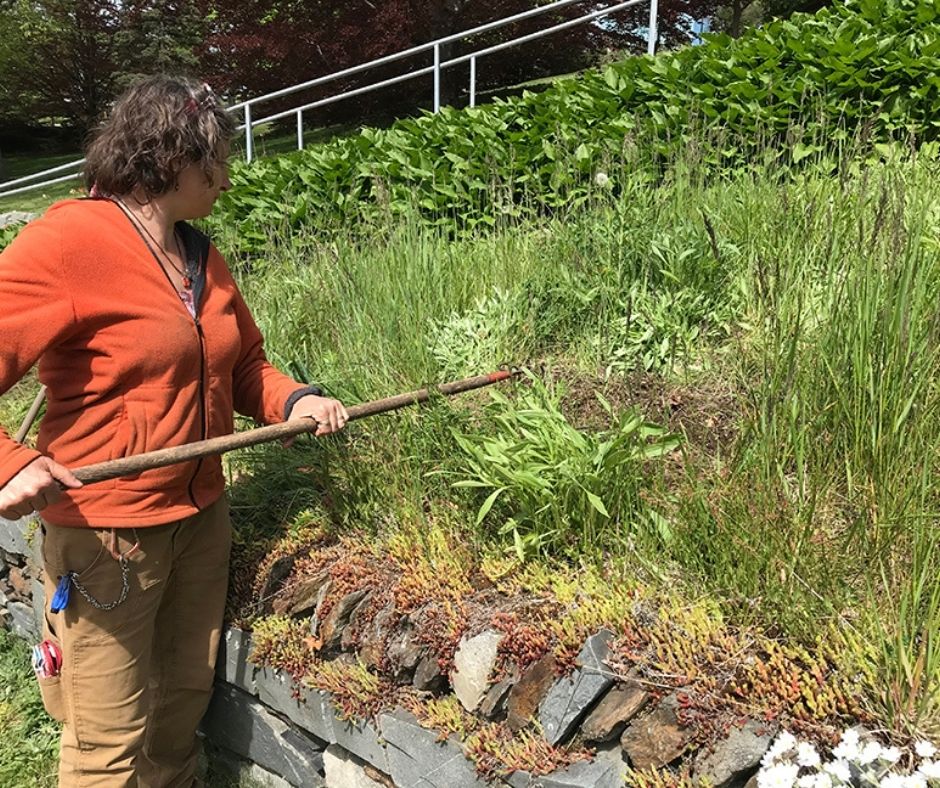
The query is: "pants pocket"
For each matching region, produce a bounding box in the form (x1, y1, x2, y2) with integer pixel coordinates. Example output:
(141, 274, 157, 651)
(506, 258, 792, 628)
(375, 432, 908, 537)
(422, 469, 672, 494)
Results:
(36, 673, 67, 722)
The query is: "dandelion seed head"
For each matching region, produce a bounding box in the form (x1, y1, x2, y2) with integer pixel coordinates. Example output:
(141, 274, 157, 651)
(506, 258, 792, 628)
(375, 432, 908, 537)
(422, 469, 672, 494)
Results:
(594, 171, 610, 187)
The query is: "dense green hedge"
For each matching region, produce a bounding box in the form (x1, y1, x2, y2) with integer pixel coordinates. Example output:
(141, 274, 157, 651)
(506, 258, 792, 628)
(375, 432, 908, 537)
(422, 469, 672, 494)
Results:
(208, 0, 940, 250)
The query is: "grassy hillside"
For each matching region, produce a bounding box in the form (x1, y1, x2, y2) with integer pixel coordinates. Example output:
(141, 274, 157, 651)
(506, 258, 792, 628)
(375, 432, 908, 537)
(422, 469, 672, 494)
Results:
(2, 0, 939, 779)
(222, 146, 940, 738)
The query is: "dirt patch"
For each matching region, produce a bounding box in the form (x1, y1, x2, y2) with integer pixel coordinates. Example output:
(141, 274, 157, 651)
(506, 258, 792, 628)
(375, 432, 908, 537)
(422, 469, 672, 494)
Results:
(545, 363, 741, 457)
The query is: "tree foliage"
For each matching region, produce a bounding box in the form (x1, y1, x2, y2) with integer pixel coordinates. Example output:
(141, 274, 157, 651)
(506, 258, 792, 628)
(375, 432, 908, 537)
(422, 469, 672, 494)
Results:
(196, 0, 719, 121)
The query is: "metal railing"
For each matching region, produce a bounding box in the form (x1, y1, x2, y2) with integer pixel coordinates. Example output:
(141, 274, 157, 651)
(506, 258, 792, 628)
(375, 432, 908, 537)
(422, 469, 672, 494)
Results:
(0, 0, 658, 196)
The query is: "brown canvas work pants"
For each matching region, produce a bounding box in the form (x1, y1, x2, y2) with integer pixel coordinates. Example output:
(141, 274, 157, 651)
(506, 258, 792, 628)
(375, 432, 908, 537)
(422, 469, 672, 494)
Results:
(36, 497, 232, 788)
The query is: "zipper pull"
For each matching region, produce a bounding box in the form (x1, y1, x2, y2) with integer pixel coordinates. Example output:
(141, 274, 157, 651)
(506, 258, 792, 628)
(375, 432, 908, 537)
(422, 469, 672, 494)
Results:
(50, 573, 72, 613)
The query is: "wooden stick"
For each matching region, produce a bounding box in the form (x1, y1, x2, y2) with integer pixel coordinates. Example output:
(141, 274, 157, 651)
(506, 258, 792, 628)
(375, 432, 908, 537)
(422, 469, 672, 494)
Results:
(72, 370, 517, 486)
(14, 384, 47, 444)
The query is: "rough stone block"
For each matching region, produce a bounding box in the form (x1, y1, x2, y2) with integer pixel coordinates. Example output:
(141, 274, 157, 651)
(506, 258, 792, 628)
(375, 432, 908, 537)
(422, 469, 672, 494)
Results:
(379, 708, 487, 788)
(202, 683, 326, 787)
(538, 630, 616, 745)
(692, 719, 774, 788)
(621, 694, 693, 769)
(507, 652, 556, 730)
(0, 517, 29, 558)
(254, 666, 336, 745)
(31, 577, 45, 641)
(217, 627, 258, 694)
(581, 682, 649, 742)
(8, 600, 38, 640)
(330, 711, 388, 774)
(206, 741, 295, 788)
(535, 756, 624, 788)
(452, 629, 502, 712)
(324, 744, 389, 788)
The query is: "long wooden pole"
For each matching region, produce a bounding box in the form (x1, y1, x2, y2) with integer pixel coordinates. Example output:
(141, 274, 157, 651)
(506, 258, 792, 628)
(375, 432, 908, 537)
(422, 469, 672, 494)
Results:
(71, 370, 516, 486)
(14, 384, 47, 444)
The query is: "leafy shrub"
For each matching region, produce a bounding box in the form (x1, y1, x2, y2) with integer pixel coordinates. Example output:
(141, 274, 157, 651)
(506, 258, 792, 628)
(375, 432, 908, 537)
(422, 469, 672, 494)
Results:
(603, 284, 731, 374)
(208, 0, 940, 251)
(450, 378, 679, 560)
(428, 288, 525, 378)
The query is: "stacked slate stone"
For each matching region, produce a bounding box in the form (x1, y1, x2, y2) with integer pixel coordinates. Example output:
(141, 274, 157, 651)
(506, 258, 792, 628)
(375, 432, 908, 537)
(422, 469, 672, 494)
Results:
(0, 515, 776, 787)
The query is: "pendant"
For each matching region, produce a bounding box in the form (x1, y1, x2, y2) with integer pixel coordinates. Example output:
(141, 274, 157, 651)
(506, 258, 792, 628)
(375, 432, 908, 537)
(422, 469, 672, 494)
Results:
(183, 276, 192, 289)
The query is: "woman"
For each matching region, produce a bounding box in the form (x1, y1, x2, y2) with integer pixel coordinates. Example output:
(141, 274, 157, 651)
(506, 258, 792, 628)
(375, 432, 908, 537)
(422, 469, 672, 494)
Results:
(0, 75, 347, 786)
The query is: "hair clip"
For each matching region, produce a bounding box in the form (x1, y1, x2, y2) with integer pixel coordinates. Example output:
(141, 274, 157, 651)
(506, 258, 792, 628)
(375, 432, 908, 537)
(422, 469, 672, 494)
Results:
(183, 83, 217, 117)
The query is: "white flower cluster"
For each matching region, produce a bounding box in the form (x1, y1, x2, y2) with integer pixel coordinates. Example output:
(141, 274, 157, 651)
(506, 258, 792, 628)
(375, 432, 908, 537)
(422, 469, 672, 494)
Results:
(757, 729, 940, 788)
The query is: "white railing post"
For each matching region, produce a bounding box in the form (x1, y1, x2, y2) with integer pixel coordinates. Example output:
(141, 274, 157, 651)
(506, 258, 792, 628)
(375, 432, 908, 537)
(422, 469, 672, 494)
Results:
(296, 109, 304, 150)
(469, 56, 477, 108)
(647, 0, 659, 55)
(433, 43, 441, 112)
(244, 103, 254, 163)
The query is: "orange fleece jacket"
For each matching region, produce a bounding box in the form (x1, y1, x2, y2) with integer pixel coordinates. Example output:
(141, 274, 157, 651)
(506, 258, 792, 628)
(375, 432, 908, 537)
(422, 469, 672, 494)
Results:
(0, 199, 308, 527)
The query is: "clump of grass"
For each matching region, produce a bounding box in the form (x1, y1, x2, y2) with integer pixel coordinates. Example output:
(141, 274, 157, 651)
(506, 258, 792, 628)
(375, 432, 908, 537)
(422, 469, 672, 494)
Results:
(449, 376, 680, 561)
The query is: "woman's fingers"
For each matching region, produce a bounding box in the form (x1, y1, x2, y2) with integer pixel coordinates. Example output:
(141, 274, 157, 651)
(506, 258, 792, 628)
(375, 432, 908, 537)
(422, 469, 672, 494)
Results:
(0, 456, 76, 519)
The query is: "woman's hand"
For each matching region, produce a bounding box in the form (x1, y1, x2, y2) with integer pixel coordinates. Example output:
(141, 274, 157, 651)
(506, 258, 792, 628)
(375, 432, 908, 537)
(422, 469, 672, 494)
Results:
(286, 395, 349, 440)
(0, 457, 82, 520)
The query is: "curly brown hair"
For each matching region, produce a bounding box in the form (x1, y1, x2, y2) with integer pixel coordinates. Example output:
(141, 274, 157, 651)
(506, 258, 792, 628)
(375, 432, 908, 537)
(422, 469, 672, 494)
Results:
(84, 75, 236, 200)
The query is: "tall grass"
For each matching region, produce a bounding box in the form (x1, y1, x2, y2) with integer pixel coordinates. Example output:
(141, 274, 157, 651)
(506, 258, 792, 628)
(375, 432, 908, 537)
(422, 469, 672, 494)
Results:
(219, 147, 940, 734)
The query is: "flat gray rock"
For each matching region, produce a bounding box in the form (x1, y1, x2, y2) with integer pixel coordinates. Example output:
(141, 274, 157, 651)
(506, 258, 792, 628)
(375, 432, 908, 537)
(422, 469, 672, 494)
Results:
(0, 211, 37, 229)
(452, 629, 502, 712)
(217, 627, 258, 694)
(538, 629, 616, 745)
(379, 708, 487, 788)
(323, 744, 388, 788)
(0, 518, 29, 557)
(8, 600, 38, 640)
(206, 741, 295, 788)
(535, 756, 624, 788)
(254, 667, 336, 744)
(202, 683, 325, 787)
(693, 719, 774, 788)
(331, 712, 389, 774)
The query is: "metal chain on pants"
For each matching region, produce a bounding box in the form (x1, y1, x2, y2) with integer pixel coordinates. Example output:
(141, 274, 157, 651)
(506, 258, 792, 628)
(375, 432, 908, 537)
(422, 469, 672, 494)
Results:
(68, 556, 130, 611)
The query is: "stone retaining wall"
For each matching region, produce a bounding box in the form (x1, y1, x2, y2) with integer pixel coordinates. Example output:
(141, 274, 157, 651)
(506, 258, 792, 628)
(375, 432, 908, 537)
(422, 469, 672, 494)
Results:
(1, 516, 772, 787)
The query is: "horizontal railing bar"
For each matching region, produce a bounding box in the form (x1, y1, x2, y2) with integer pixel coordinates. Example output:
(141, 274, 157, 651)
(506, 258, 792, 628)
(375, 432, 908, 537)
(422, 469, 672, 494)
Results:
(227, 0, 595, 112)
(250, 0, 645, 128)
(248, 65, 437, 126)
(0, 158, 85, 190)
(0, 171, 82, 198)
(445, 0, 647, 68)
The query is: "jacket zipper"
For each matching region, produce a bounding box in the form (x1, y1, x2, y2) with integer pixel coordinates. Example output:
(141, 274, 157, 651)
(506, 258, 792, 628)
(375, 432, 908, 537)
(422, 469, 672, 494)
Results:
(187, 316, 208, 508)
(120, 207, 209, 510)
